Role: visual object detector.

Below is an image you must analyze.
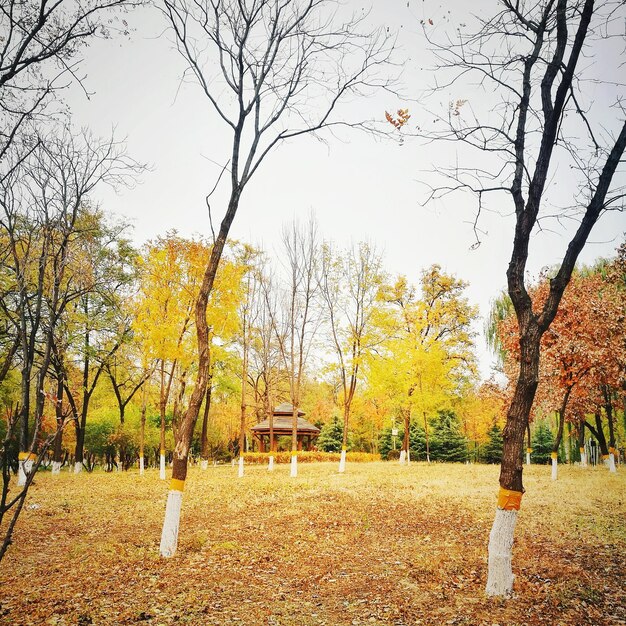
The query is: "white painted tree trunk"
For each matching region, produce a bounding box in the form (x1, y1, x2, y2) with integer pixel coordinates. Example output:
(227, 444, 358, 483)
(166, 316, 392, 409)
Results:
(200, 459, 208, 470)
(52, 461, 61, 475)
(139, 456, 145, 476)
(338, 448, 346, 473)
(551, 457, 558, 481)
(238, 456, 244, 478)
(609, 452, 617, 473)
(399, 450, 406, 465)
(290, 454, 298, 477)
(160, 454, 166, 480)
(74, 461, 83, 474)
(268, 455, 274, 471)
(486, 508, 518, 597)
(526, 452, 531, 466)
(580, 449, 587, 467)
(159, 489, 183, 558)
(406, 449, 411, 465)
(17, 459, 33, 486)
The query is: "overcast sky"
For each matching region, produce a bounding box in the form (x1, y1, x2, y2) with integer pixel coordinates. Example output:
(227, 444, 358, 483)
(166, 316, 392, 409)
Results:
(63, 0, 626, 379)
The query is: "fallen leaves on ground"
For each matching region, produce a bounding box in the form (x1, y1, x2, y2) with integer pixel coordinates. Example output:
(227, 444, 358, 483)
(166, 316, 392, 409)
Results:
(1, 462, 624, 626)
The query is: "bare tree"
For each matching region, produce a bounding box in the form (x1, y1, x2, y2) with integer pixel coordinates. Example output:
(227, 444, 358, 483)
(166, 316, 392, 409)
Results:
(277, 217, 321, 477)
(0, 0, 139, 161)
(419, 0, 626, 597)
(158, 0, 396, 557)
(254, 261, 290, 470)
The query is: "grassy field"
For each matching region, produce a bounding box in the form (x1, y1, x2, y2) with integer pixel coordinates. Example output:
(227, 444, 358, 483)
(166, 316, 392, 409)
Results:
(1, 462, 624, 626)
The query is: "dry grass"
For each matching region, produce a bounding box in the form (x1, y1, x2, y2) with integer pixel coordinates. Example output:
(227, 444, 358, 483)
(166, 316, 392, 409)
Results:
(1, 462, 624, 626)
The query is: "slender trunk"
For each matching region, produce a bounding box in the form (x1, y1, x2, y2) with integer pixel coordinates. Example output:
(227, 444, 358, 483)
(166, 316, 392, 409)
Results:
(239, 318, 249, 478)
(399, 407, 409, 465)
(423, 411, 430, 463)
(605, 393, 617, 473)
(290, 404, 298, 477)
(159, 185, 241, 558)
(338, 401, 349, 473)
(578, 423, 586, 467)
(267, 396, 275, 471)
(526, 423, 532, 466)
(200, 380, 212, 470)
(140, 386, 146, 476)
(551, 388, 571, 481)
(52, 376, 64, 475)
(159, 361, 167, 480)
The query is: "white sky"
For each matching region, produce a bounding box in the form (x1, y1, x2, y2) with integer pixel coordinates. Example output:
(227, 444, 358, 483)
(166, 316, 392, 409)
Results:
(63, 0, 626, 379)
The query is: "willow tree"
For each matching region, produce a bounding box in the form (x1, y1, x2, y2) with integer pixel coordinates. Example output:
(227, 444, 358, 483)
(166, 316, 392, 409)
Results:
(421, 0, 626, 597)
(158, 0, 395, 557)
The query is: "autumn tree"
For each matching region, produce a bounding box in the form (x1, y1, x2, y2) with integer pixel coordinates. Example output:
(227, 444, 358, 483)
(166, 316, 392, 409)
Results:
(379, 266, 477, 464)
(157, 0, 395, 556)
(320, 241, 385, 473)
(421, 0, 626, 596)
(134, 234, 206, 479)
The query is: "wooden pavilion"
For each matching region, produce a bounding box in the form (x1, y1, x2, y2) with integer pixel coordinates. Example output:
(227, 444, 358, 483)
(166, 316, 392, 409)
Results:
(251, 403, 320, 452)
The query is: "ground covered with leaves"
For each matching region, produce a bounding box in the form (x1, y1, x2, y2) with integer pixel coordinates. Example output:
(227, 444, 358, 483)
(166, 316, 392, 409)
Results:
(1, 462, 624, 626)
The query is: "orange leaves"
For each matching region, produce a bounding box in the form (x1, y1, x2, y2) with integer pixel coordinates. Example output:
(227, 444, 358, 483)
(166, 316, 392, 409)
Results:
(385, 108, 411, 130)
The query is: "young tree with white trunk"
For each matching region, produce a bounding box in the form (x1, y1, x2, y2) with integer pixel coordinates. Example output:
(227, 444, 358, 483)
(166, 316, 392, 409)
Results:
(320, 242, 385, 473)
(420, 0, 626, 597)
(158, 0, 395, 557)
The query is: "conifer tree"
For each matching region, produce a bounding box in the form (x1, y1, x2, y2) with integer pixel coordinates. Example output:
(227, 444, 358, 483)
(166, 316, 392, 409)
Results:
(482, 422, 504, 464)
(531, 422, 554, 465)
(429, 410, 469, 463)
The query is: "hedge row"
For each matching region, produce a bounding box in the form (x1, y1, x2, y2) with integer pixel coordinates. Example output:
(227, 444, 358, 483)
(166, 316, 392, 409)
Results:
(242, 451, 380, 464)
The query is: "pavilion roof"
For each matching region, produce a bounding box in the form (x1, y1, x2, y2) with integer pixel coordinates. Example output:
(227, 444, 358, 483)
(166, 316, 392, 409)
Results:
(251, 415, 320, 435)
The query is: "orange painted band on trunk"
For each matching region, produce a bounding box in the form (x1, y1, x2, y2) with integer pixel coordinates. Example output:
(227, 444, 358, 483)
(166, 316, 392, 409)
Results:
(170, 479, 185, 492)
(551, 452, 558, 460)
(497, 488, 523, 511)
(609, 447, 616, 454)
(601, 455, 609, 460)
(160, 449, 165, 455)
(342, 446, 347, 452)
(18, 452, 36, 461)
(579, 448, 585, 453)
(526, 448, 532, 454)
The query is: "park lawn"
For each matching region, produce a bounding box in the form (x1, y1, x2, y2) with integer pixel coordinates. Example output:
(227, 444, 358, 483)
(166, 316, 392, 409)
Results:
(0, 462, 624, 626)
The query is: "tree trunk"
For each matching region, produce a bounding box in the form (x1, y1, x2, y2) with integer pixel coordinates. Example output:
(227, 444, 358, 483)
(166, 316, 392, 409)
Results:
(594, 412, 609, 458)
(423, 411, 430, 464)
(399, 407, 410, 465)
(159, 187, 241, 558)
(551, 388, 571, 481)
(268, 400, 275, 472)
(200, 381, 212, 470)
(52, 377, 64, 475)
(290, 404, 298, 477)
(159, 361, 167, 480)
(338, 402, 349, 473)
(605, 392, 617, 473)
(486, 328, 540, 597)
(577, 424, 586, 467)
(139, 388, 146, 476)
